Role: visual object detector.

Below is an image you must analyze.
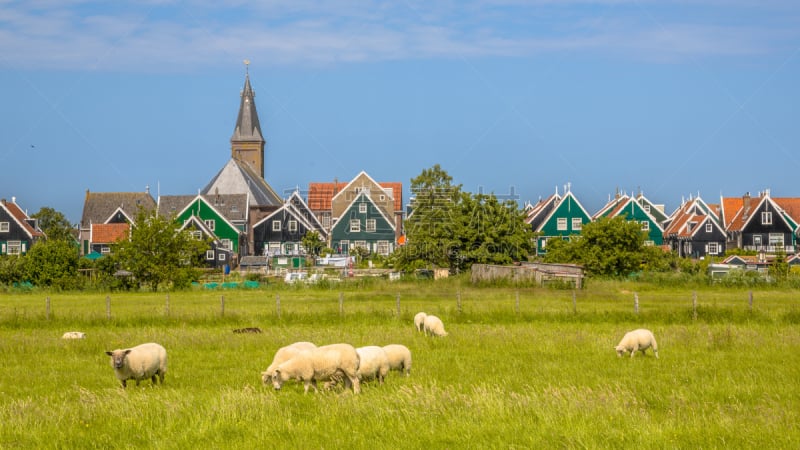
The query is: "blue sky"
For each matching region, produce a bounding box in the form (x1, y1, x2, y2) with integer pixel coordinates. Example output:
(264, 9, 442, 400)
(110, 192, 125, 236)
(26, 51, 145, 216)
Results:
(1, 0, 798, 224)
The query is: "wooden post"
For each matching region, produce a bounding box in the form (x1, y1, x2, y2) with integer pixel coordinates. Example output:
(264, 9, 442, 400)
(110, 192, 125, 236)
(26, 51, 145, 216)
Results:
(515, 290, 520, 314)
(106, 295, 111, 320)
(165, 294, 170, 317)
(572, 290, 577, 314)
(457, 290, 462, 314)
(220, 295, 225, 317)
(633, 293, 639, 314)
(749, 291, 753, 310)
(396, 293, 401, 318)
(46, 297, 51, 320)
(339, 292, 344, 316)
(276, 294, 281, 319)
(692, 291, 697, 321)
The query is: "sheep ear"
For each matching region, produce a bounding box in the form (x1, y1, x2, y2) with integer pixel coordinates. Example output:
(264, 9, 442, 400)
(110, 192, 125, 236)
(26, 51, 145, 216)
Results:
(105, 351, 113, 356)
(124, 349, 132, 355)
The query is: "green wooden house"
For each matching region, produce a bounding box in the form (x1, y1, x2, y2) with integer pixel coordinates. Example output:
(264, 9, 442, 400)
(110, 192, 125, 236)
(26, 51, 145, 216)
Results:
(330, 190, 396, 256)
(158, 194, 247, 256)
(594, 193, 664, 246)
(525, 187, 592, 255)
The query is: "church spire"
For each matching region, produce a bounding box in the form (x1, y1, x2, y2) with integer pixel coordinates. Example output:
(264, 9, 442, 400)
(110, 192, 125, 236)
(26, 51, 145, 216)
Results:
(231, 60, 266, 178)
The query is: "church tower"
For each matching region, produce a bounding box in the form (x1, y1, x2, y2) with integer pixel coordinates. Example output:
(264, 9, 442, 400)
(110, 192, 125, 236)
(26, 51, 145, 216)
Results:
(230, 61, 266, 179)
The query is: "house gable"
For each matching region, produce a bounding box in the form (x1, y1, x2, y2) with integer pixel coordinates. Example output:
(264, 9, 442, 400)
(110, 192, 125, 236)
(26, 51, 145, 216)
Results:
(0, 197, 44, 255)
(600, 196, 664, 245)
(252, 196, 328, 255)
(331, 171, 395, 221)
(330, 191, 396, 255)
(172, 196, 242, 253)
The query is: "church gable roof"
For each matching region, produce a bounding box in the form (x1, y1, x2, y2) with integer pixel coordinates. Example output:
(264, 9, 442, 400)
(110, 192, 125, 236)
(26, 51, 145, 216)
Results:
(202, 159, 282, 207)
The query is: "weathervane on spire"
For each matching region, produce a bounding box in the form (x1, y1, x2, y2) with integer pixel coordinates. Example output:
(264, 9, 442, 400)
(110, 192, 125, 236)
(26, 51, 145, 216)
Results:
(244, 59, 250, 74)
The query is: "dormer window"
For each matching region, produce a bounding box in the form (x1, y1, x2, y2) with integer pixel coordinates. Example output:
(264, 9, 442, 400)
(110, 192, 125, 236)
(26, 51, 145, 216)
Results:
(762, 211, 772, 225)
(705, 222, 713, 233)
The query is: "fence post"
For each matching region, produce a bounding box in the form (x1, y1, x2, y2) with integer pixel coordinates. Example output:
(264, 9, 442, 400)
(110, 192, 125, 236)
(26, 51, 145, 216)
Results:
(396, 293, 401, 318)
(106, 295, 111, 320)
(220, 295, 225, 317)
(692, 291, 697, 321)
(749, 291, 753, 310)
(339, 292, 344, 316)
(515, 290, 520, 314)
(633, 293, 639, 314)
(46, 297, 51, 320)
(276, 294, 281, 319)
(572, 290, 577, 314)
(165, 294, 170, 317)
(457, 290, 462, 314)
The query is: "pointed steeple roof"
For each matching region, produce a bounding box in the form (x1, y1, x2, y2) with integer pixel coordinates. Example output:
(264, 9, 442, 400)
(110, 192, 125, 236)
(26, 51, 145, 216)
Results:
(231, 66, 264, 143)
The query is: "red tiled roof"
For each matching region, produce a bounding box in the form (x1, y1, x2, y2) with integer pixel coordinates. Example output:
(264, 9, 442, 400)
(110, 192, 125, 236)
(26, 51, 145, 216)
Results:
(307, 182, 347, 211)
(774, 198, 800, 224)
(91, 223, 129, 243)
(308, 180, 403, 213)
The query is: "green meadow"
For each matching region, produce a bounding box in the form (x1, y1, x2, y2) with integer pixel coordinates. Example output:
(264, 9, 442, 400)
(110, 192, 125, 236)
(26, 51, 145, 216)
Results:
(1, 279, 798, 448)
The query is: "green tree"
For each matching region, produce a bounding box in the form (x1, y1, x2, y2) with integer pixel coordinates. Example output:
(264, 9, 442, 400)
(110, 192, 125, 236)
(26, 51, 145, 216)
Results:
(31, 207, 74, 242)
(543, 216, 653, 277)
(24, 239, 80, 289)
(447, 191, 534, 272)
(113, 210, 209, 291)
(395, 165, 534, 272)
(301, 230, 325, 256)
(397, 165, 462, 270)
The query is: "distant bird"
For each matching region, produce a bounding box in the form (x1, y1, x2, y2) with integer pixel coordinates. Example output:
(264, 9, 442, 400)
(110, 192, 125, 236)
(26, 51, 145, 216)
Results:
(30, 144, 35, 149)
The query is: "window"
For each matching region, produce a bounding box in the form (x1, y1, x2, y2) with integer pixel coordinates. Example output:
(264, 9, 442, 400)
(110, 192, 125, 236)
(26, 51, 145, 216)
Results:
(376, 240, 390, 255)
(288, 220, 298, 232)
(753, 235, 762, 246)
(204, 219, 215, 231)
(705, 222, 713, 233)
(643, 204, 651, 213)
(762, 211, 772, 225)
(644, 240, 654, 246)
(380, 195, 386, 201)
(708, 243, 719, 255)
(190, 230, 203, 240)
(557, 218, 567, 231)
(206, 250, 215, 260)
(272, 220, 281, 232)
(354, 240, 368, 252)
(641, 221, 650, 231)
(350, 219, 360, 232)
(366, 219, 376, 232)
(571, 218, 582, 231)
(284, 243, 295, 254)
(359, 203, 367, 213)
(231, 205, 238, 213)
(0, 222, 8, 232)
(221, 239, 232, 250)
(101, 246, 110, 254)
(322, 214, 331, 228)
(218, 253, 226, 261)
(7, 241, 21, 255)
(769, 233, 784, 246)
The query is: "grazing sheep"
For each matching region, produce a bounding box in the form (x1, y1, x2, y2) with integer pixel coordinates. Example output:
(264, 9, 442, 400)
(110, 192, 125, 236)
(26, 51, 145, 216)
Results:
(355, 346, 390, 384)
(413, 312, 427, 332)
(261, 341, 317, 384)
(423, 315, 448, 337)
(62, 331, 86, 339)
(105, 343, 167, 388)
(233, 327, 263, 334)
(615, 329, 659, 359)
(382, 344, 412, 376)
(272, 343, 361, 394)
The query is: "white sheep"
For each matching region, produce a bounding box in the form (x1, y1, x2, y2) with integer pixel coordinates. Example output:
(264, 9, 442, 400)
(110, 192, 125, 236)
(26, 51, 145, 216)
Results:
(105, 342, 168, 388)
(413, 312, 427, 332)
(382, 344, 412, 376)
(615, 329, 659, 359)
(423, 315, 448, 337)
(62, 331, 86, 339)
(272, 343, 361, 394)
(355, 346, 389, 384)
(261, 341, 317, 385)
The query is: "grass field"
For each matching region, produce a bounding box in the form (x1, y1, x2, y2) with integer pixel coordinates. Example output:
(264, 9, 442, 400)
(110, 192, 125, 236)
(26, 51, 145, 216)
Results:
(1, 278, 798, 448)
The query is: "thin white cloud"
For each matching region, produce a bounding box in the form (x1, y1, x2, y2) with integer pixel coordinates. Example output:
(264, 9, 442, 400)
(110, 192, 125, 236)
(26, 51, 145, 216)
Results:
(0, 0, 795, 71)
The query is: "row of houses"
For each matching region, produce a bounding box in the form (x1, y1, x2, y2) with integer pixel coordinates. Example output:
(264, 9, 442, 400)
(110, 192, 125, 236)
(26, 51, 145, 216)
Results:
(526, 185, 800, 260)
(3, 69, 800, 268)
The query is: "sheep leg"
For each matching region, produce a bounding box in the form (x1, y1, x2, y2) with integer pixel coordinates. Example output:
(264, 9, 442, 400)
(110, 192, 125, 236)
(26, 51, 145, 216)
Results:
(151, 374, 158, 385)
(120, 380, 127, 388)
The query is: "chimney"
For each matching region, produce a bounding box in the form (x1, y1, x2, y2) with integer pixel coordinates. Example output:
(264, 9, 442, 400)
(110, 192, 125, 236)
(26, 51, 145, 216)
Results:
(743, 192, 752, 219)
